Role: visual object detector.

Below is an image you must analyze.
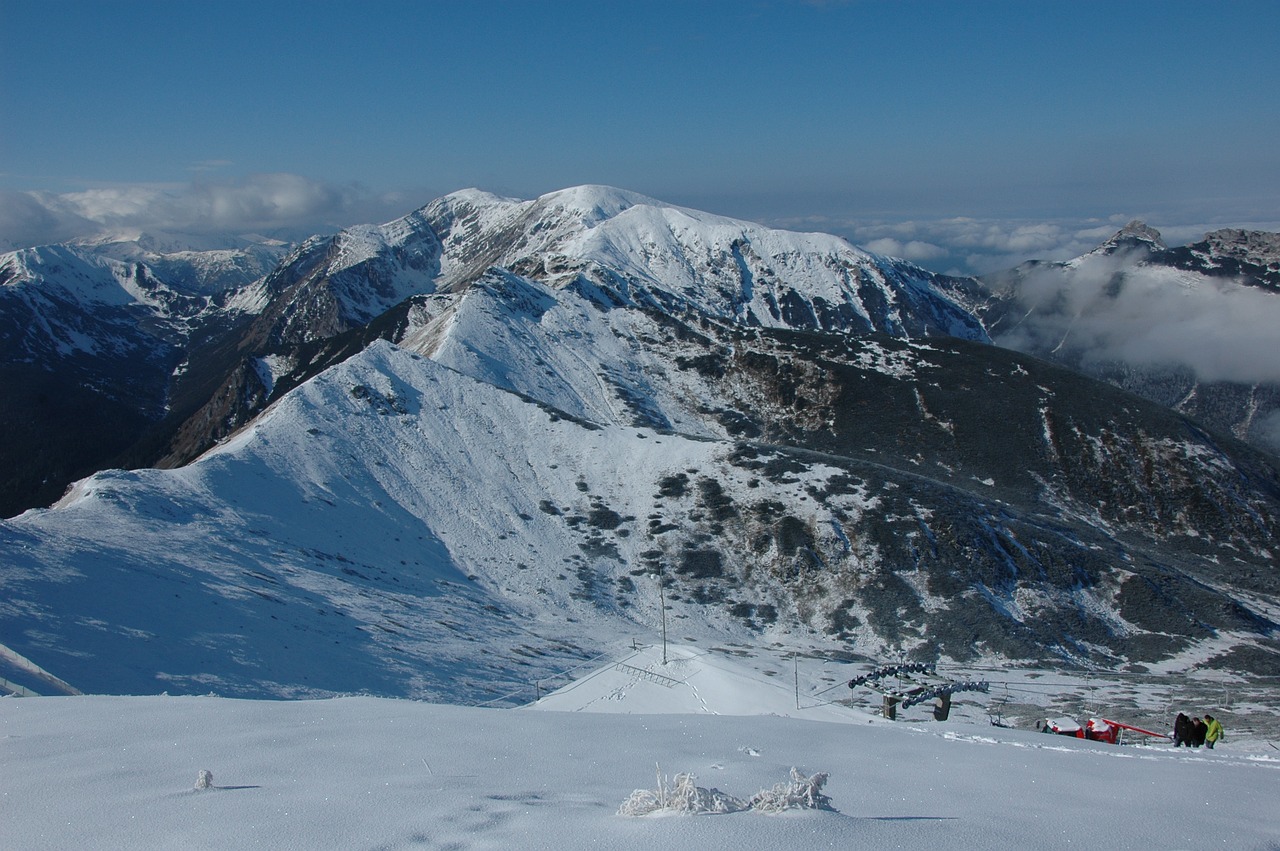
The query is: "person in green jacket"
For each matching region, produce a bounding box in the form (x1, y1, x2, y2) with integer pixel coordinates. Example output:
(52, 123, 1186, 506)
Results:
(1204, 714, 1224, 749)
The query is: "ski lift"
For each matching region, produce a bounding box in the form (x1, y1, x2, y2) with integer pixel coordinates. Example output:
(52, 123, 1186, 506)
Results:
(847, 663, 987, 721)
(987, 685, 1012, 728)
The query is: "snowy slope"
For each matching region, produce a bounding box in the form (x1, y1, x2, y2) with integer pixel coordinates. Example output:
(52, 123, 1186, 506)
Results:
(0, 338, 898, 697)
(5, 335, 1279, 703)
(423, 185, 987, 340)
(4, 341, 805, 699)
(2, 645, 1277, 850)
(0, 237, 289, 515)
(227, 208, 444, 348)
(0, 244, 220, 359)
(78, 229, 290, 294)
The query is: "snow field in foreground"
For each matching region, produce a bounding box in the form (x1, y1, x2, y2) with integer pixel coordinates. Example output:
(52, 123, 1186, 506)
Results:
(3, 646, 1278, 850)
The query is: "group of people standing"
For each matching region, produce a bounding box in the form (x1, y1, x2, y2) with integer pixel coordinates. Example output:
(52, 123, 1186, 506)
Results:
(1173, 712, 1224, 748)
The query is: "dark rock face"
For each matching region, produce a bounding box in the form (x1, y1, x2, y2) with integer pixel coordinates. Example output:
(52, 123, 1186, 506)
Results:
(1168, 229, 1280, 292)
(0, 217, 444, 514)
(593, 316, 1280, 672)
(0, 245, 243, 516)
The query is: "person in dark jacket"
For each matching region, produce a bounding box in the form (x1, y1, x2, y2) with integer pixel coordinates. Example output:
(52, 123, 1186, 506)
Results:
(1191, 716, 1208, 747)
(1204, 714, 1224, 749)
(1173, 712, 1193, 747)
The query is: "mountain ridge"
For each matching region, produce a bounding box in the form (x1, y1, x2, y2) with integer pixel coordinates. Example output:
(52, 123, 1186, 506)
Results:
(3, 187, 1279, 697)
(1, 185, 998, 517)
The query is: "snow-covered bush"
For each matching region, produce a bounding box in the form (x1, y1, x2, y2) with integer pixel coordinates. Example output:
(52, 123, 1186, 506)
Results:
(749, 767, 831, 812)
(194, 769, 214, 790)
(618, 765, 747, 816)
(619, 764, 831, 816)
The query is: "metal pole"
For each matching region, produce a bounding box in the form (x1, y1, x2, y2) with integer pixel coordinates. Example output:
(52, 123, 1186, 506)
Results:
(657, 572, 668, 665)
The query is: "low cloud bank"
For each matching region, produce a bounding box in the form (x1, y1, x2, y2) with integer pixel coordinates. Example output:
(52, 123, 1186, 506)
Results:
(7, 178, 1277, 283)
(772, 213, 1122, 275)
(788, 212, 1280, 387)
(996, 250, 1280, 385)
(776, 214, 1280, 278)
(0, 175, 416, 250)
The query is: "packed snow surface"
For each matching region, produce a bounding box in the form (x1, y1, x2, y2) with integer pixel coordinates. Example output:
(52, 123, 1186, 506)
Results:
(3, 644, 1277, 850)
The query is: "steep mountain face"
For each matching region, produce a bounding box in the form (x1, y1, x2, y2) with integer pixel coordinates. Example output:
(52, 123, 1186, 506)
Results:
(403, 270, 1280, 674)
(977, 222, 1280, 455)
(160, 186, 990, 466)
(235, 211, 444, 351)
(2, 189, 1278, 699)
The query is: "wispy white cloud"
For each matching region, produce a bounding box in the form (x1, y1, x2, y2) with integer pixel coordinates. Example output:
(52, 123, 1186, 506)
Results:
(996, 249, 1280, 385)
(188, 159, 235, 173)
(829, 216, 1123, 276)
(0, 189, 100, 249)
(1256, 410, 1280, 448)
(861, 237, 947, 263)
(0, 174, 418, 250)
(774, 211, 1280, 387)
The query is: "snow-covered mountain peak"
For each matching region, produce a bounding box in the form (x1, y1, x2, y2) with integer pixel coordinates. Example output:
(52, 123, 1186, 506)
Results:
(438, 187, 522, 208)
(1091, 219, 1168, 256)
(6, 179, 1280, 701)
(54, 229, 292, 296)
(1117, 219, 1165, 244)
(424, 188, 526, 232)
(411, 185, 987, 340)
(530, 184, 662, 228)
(327, 206, 444, 266)
(241, 208, 446, 338)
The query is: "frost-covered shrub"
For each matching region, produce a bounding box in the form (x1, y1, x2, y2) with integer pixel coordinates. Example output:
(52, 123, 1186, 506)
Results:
(618, 765, 747, 816)
(194, 769, 214, 790)
(619, 764, 831, 816)
(618, 787, 665, 817)
(748, 767, 831, 812)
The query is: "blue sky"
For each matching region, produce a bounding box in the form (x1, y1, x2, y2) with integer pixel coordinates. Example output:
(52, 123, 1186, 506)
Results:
(2, 0, 1278, 272)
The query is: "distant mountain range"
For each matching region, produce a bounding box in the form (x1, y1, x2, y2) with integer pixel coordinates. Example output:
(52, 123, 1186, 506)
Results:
(2, 186, 1277, 698)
